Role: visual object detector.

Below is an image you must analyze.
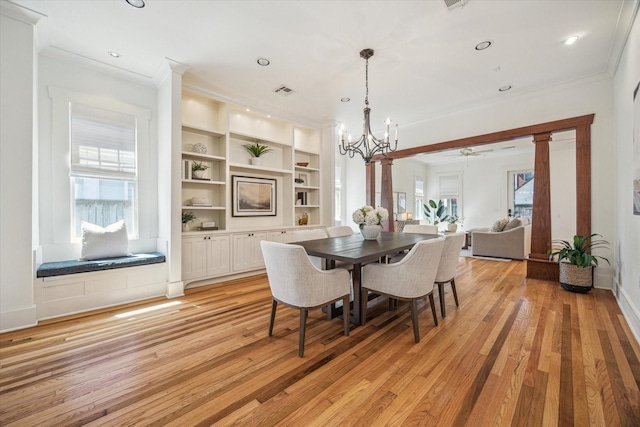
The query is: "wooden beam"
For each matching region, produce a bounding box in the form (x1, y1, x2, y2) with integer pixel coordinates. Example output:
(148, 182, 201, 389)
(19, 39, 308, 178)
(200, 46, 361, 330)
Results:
(576, 124, 591, 237)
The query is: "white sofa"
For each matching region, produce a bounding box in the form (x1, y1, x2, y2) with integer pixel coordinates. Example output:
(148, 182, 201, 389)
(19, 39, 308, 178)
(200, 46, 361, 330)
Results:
(471, 217, 532, 260)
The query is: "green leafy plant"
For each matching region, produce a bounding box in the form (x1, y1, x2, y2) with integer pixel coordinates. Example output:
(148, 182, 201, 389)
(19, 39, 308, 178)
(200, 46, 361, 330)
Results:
(192, 161, 209, 172)
(447, 215, 460, 224)
(548, 234, 610, 268)
(243, 142, 273, 158)
(423, 199, 450, 225)
(182, 211, 196, 224)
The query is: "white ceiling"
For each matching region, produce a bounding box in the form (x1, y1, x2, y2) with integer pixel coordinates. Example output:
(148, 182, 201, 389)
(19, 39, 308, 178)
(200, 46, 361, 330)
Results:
(7, 0, 637, 142)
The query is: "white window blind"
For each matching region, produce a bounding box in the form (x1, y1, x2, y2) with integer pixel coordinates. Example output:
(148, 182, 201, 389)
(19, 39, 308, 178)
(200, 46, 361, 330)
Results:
(439, 175, 459, 198)
(70, 103, 136, 179)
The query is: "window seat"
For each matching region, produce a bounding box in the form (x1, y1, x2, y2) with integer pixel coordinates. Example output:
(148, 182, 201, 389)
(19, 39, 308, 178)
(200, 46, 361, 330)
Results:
(36, 252, 165, 278)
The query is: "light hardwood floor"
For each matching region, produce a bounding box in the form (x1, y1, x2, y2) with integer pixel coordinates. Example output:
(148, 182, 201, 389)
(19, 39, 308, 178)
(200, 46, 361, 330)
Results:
(1, 257, 639, 426)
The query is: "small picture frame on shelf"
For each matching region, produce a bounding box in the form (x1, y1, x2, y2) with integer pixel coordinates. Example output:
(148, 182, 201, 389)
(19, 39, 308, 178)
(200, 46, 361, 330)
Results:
(232, 175, 277, 217)
(297, 173, 309, 186)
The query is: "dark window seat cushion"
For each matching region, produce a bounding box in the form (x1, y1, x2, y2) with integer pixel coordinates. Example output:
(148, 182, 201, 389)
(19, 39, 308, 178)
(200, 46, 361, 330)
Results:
(36, 252, 166, 278)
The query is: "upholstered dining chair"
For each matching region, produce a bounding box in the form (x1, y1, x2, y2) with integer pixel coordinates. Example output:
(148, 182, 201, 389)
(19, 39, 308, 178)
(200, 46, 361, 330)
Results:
(260, 241, 351, 357)
(434, 232, 466, 318)
(289, 228, 329, 269)
(326, 225, 355, 237)
(362, 238, 445, 343)
(403, 224, 439, 234)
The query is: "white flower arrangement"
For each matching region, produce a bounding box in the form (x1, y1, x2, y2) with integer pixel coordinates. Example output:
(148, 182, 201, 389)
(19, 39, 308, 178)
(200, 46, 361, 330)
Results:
(352, 205, 389, 229)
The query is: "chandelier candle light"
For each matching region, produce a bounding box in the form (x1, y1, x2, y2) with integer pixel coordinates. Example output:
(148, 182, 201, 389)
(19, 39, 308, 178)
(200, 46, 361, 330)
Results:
(339, 49, 398, 164)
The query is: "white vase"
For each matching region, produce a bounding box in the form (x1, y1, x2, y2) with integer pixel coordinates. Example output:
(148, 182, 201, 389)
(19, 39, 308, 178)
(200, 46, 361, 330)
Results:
(193, 170, 204, 179)
(447, 223, 458, 232)
(361, 225, 382, 240)
(250, 157, 263, 166)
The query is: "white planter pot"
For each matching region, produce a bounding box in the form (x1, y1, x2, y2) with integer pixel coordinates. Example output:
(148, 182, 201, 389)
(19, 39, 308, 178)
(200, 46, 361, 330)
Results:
(361, 225, 382, 240)
(447, 223, 458, 232)
(193, 170, 204, 179)
(250, 157, 263, 166)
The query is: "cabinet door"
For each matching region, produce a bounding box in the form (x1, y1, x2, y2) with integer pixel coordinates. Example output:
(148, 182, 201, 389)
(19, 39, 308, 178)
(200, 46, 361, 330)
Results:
(206, 235, 230, 277)
(250, 232, 267, 269)
(182, 237, 208, 280)
(232, 234, 254, 272)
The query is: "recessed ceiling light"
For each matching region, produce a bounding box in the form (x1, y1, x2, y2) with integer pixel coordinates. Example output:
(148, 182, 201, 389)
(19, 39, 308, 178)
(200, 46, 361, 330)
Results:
(499, 85, 512, 92)
(257, 58, 270, 66)
(341, 97, 350, 103)
(108, 51, 121, 58)
(246, 108, 251, 112)
(125, 0, 145, 8)
(565, 36, 579, 45)
(475, 41, 492, 51)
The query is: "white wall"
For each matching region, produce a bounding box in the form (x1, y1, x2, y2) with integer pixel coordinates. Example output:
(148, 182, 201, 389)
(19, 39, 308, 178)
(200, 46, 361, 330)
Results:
(0, 9, 38, 331)
(613, 12, 640, 342)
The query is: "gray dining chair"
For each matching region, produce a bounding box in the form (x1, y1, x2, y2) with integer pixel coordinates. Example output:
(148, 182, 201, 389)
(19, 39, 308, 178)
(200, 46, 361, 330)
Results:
(260, 240, 351, 357)
(362, 237, 445, 343)
(434, 232, 466, 318)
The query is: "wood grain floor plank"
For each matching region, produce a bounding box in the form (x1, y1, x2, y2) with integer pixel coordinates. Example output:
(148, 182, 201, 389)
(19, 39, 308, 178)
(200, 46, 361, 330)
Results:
(1, 258, 639, 426)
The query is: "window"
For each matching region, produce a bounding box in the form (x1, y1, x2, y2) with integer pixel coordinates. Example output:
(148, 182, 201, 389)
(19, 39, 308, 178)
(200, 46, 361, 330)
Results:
(414, 176, 424, 220)
(508, 170, 534, 218)
(70, 103, 137, 238)
(438, 173, 461, 218)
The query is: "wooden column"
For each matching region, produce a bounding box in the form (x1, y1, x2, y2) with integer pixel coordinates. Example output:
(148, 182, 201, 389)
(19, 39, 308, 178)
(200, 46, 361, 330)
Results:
(527, 132, 558, 280)
(576, 124, 591, 237)
(366, 161, 376, 207)
(380, 158, 394, 231)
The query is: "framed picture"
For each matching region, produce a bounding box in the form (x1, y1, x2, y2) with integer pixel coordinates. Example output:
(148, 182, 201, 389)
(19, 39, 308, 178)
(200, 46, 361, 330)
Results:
(297, 172, 309, 186)
(232, 175, 277, 217)
(397, 192, 407, 214)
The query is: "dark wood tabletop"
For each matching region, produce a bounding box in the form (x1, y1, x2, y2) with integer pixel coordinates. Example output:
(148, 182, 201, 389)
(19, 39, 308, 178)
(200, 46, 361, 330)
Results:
(296, 231, 441, 325)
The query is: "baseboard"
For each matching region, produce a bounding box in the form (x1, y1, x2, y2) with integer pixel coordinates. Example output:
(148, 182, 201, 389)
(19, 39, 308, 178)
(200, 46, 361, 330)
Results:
(166, 280, 184, 298)
(0, 305, 37, 333)
(617, 285, 640, 345)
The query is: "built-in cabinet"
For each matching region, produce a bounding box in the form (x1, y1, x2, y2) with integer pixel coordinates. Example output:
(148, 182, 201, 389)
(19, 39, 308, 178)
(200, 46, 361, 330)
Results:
(180, 88, 324, 286)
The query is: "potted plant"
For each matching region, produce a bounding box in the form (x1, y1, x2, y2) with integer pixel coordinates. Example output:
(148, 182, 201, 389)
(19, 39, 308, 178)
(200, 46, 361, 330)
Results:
(423, 199, 450, 225)
(548, 234, 610, 293)
(191, 161, 209, 179)
(446, 215, 460, 232)
(243, 141, 273, 166)
(182, 211, 196, 232)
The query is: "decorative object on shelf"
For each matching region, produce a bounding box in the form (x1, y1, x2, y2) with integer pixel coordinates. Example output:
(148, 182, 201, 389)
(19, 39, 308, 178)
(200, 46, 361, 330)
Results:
(446, 215, 461, 232)
(191, 197, 212, 207)
(298, 211, 309, 225)
(192, 142, 207, 154)
(232, 175, 277, 217)
(338, 48, 398, 164)
(423, 199, 450, 225)
(352, 205, 389, 240)
(296, 162, 309, 167)
(243, 141, 273, 166)
(297, 173, 308, 186)
(548, 234, 610, 293)
(199, 221, 218, 231)
(182, 211, 196, 232)
(294, 178, 304, 184)
(192, 161, 209, 179)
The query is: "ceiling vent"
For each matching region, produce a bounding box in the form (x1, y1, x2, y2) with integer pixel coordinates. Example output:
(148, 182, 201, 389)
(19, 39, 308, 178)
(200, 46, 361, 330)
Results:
(273, 85, 294, 96)
(443, 0, 468, 11)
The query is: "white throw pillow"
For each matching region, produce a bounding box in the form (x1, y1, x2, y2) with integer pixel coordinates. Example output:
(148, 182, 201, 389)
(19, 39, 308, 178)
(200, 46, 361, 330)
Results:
(490, 218, 510, 232)
(80, 220, 129, 261)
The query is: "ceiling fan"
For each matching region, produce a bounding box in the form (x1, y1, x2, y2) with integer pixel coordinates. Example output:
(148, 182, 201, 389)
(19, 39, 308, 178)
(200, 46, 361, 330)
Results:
(445, 147, 494, 157)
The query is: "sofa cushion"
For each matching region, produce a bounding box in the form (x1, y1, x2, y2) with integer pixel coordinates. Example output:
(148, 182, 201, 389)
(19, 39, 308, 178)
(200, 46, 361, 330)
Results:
(491, 218, 510, 232)
(503, 217, 524, 231)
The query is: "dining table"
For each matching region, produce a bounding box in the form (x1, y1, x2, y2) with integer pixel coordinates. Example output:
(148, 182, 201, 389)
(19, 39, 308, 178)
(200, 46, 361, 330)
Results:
(296, 231, 441, 326)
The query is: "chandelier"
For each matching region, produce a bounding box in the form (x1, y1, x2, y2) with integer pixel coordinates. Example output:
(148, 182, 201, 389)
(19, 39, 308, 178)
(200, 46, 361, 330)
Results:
(339, 48, 398, 164)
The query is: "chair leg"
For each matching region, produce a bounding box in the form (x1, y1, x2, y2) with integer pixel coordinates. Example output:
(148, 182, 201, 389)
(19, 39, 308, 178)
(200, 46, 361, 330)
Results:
(268, 299, 277, 336)
(410, 299, 420, 343)
(438, 283, 446, 318)
(428, 293, 438, 327)
(343, 295, 350, 336)
(362, 288, 368, 324)
(451, 278, 459, 306)
(299, 308, 307, 357)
